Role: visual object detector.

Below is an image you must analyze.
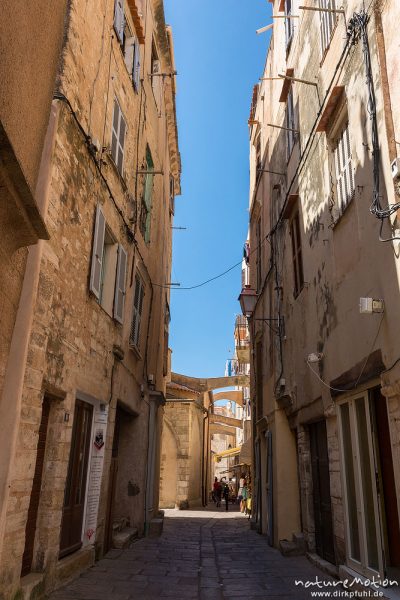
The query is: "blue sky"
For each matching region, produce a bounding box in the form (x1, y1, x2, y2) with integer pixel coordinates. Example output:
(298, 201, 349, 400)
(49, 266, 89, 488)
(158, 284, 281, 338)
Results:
(164, 0, 271, 379)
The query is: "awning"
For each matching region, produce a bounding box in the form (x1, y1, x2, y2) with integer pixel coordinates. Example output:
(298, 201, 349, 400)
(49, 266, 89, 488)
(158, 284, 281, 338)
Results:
(239, 437, 252, 466)
(213, 446, 241, 461)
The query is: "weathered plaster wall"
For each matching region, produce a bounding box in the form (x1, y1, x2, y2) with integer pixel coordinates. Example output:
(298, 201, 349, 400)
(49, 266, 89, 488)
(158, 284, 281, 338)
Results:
(249, 0, 400, 563)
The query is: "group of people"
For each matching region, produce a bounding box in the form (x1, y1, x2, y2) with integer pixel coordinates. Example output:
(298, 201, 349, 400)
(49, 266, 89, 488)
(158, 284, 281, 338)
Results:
(212, 477, 231, 511)
(211, 474, 251, 516)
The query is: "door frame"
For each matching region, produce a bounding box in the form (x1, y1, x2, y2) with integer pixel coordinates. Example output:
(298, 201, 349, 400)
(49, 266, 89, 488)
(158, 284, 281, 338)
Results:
(337, 390, 384, 577)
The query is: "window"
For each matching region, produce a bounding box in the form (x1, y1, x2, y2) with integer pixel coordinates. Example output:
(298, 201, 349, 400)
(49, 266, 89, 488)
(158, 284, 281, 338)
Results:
(285, 0, 294, 50)
(333, 120, 354, 217)
(111, 99, 126, 175)
(139, 146, 154, 242)
(319, 0, 337, 57)
(90, 205, 127, 322)
(286, 88, 296, 160)
(122, 21, 141, 92)
(130, 273, 145, 349)
(151, 41, 161, 109)
(256, 218, 262, 292)
(290, 209, 304, 297)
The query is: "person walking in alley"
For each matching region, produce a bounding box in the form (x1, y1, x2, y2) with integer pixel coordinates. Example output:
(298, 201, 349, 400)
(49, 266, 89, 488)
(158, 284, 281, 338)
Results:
(223, 482, 230, 511)
(214, 477, 222, 507)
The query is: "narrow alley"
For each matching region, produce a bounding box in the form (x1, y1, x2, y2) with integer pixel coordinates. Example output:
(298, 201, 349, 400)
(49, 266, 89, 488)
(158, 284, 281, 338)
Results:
(49, 508, 328, 600)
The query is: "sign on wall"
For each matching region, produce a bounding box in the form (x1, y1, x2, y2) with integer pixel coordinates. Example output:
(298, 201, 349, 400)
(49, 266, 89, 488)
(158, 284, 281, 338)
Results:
(83, 403, 108, 544)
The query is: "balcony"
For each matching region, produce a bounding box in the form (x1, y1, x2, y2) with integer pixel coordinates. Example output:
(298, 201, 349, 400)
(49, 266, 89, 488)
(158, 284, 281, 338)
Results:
(234, 315, 250, 363)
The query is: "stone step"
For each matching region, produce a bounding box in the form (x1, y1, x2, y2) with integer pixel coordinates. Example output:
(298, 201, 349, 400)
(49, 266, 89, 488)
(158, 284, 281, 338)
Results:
(112, 527, 138, 549)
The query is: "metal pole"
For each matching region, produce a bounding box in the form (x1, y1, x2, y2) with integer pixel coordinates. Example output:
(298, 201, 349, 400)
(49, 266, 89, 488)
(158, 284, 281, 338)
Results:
(299, 5, 345, 14)
(278, 74, 318, 87)
(267, 123, 300, 133)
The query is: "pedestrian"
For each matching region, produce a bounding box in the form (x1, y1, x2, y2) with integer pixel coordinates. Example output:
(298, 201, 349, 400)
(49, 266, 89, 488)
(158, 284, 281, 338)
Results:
(241, 480, 248, 514)
(223, 482, 229, 511)
(212, 477, 220, 505)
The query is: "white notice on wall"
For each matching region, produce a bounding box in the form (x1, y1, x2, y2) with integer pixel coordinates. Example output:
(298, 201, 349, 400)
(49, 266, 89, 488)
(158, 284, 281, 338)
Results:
(83, 403, 108, 544)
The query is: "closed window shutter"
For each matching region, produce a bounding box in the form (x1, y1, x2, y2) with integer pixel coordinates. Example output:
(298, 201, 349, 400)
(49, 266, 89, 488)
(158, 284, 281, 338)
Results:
(117, 115, 126, 174)
(334, 122, 353, 214)
(111, 100, 120, 166)
(90, 205, 106, 299)
(133, 39, 141, 92)
(111, 99, 126, 175)
(130, 276, 144, 347)
(113, 245, 127, 324)
(114, 0, 125, 44)
(124, 36, 135, 73)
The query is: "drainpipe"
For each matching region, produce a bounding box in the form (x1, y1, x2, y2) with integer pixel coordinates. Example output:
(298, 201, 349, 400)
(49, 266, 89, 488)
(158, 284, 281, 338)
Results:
(0, 102, 60, 561)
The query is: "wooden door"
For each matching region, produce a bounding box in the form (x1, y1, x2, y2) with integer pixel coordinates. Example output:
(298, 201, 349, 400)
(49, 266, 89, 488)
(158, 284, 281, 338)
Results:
(373, 388, 400, 568)
(59, 400, 93, 558)
(21, 396, 51, 577)
(310, 420, 335, 564)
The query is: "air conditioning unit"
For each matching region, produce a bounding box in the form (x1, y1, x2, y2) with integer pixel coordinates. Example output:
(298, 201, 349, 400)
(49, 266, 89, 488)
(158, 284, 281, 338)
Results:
(391, 158, 400, 180)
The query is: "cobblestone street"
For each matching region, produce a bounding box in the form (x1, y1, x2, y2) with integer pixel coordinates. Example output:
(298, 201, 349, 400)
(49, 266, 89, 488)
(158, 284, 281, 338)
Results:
(49, 507, 331, 600)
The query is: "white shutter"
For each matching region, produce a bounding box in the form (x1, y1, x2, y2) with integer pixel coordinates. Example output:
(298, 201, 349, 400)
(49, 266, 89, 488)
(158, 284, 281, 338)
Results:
(114, 0, 125, 44)
(133, 39, 141, 92)
(90, 205, 106, 299)
(113, 245, 127, 324)
(111, 99, 126, 175)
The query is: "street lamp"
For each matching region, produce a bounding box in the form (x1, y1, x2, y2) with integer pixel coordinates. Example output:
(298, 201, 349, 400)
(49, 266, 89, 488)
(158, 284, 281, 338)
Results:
(238, 287, 258, 318)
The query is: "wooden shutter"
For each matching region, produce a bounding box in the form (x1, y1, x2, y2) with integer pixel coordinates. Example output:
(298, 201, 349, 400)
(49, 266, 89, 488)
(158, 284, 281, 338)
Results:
(111, 99, 126, 175)
(90, 205, 106, 299)
(124, 36, 135, 74)
(111, 100, 120, 166)
(113, 245, 127, 324)
(334, 122, 353, 214)
(133, 39, 141, 92)
(117, 114, 126, 174)
(130, 275, 144, 348)
(114, 0, 125, 44)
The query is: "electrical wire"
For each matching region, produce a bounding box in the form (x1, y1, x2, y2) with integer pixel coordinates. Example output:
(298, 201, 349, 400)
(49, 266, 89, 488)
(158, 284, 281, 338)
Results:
(347, 11, 400, 242)
(152, 234, 269, 290)
(306, 313, 384, 394)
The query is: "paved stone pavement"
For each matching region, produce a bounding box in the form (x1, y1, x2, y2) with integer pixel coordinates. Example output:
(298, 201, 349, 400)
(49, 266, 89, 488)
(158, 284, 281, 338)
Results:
(49, 506, 334, 600)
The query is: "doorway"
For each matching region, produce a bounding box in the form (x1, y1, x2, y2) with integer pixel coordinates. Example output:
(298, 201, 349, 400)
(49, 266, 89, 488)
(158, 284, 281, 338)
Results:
(339, 392, 383, 575)
(372, 388, 400, 571)
(104, 407, 122, 553)
(59, 399, 93, 558)
(21, 396, 51, 577)
(309, 420, 335, 564)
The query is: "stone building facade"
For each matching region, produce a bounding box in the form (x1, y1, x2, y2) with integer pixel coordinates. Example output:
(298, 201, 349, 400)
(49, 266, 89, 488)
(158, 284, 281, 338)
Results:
(0, 0, 68, 559)
(0, 1, 180, 598)
(243, 0, 400, 581)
